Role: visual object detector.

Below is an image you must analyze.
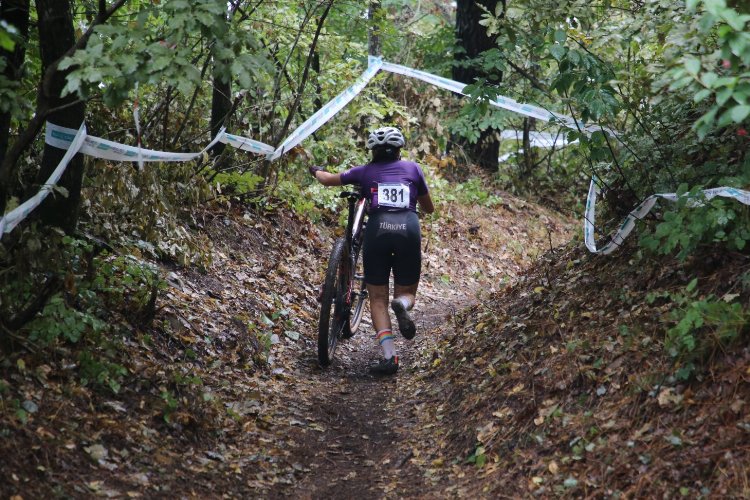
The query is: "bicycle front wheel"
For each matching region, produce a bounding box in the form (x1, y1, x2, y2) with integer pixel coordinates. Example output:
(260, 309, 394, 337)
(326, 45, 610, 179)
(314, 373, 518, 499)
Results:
(318, 238, 349, 366)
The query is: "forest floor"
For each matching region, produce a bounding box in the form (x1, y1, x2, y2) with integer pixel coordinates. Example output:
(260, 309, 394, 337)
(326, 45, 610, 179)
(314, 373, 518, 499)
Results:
(2, 184, 750, 498)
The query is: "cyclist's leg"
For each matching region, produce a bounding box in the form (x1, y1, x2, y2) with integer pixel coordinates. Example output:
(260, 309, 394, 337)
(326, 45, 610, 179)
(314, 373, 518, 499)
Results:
(363, 212, 397, 363)
(391, 212, 421, 339)
(367, 283, 392, 332)
(367, 284, 397, 361)
(391, 211, 421, 293)
(393, 282, 418, 310)
(391, 281, 417, 340)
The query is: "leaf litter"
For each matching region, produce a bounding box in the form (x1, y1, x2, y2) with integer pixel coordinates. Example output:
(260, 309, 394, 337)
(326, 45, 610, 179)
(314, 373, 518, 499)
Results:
(0, 188, 589, 498)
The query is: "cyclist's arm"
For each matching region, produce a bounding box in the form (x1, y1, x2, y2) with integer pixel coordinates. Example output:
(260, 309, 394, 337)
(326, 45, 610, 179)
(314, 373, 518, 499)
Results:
(314, 171, 343, 186)
(417, 193, 435, 214)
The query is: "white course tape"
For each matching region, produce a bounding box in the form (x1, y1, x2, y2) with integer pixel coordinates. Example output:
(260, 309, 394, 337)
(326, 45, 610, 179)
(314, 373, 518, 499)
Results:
(380, 61, 611, 135)
(267, 56, 384, 161)
(40, 57, 607, 167)
(498, 151, 517, 163)
(46, 122, 224, 162)
(1, 124, 87, 234)
(219, 133, 275, 155)
(500, 130, 578, 148)
(584, 177, 750, 254)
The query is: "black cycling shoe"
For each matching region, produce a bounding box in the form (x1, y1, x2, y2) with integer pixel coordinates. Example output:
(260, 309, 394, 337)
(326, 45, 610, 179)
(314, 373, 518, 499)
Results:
(369, 356, 399, 376)
(391, 299, 416, 340)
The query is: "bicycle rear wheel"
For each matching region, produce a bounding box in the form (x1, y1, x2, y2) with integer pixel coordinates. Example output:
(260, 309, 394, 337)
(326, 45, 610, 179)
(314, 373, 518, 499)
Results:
(343, 242, 367, 338)
(318, 238, 349, 366)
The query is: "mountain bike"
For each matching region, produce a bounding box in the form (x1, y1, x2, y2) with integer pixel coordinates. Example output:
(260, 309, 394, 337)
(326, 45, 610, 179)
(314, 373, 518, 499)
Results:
(317, 190, 369, 366)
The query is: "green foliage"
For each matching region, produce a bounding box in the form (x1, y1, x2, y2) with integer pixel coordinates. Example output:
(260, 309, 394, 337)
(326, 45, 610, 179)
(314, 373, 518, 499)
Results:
(454, 177, 503, 207)
(431, 174, 502, 207)
(213, 170, 264, 195)
(160, 389, 179, 423)
(83, 160, 214, 268)
(0, 20, 16, 51)
(60, 0, 269, 105)
(471, 0, 750, 246)
(28, 294, 106, 344)
(640, 185, 750, 260)
(666, 0, 750, 138)
(1, 232, 161, 393)
(78, 351, 127, 394)
(466, 444, 487, 468)
(448, 83, 509, 144)
(649, 278, 748, 379)
(284, 178, 344, 221)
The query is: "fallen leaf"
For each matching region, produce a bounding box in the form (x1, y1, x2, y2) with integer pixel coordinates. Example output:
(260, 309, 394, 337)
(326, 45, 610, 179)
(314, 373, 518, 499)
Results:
(85, 444, 108, 462)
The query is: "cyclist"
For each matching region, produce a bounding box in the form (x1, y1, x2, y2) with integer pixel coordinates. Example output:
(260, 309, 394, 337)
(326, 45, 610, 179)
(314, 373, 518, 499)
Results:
(309, 126, 434, 375)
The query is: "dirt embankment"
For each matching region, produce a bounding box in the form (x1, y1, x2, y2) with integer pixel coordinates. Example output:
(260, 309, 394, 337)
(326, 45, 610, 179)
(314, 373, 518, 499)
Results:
(405, 244, 750, 498)
(1, 190, 574, 498)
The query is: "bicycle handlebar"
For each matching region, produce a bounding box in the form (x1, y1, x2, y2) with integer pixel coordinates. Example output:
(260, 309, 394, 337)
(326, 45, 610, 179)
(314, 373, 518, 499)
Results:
(339, 191, 362, 200)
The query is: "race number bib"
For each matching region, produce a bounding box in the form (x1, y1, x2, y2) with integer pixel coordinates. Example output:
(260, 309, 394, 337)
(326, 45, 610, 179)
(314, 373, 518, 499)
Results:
(377, 183, 410, 209)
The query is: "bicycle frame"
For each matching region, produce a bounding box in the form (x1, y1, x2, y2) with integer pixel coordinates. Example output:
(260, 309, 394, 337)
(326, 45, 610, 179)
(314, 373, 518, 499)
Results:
(342, 192, 368, 305)
(346, 194, 367, 247)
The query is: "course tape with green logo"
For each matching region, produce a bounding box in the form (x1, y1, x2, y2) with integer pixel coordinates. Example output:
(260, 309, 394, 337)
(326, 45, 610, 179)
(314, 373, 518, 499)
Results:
(0, 124, 87, 235)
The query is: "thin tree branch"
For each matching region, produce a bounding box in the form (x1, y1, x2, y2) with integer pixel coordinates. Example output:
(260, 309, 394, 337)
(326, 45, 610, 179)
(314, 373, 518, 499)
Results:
(275, 0, 334, 145)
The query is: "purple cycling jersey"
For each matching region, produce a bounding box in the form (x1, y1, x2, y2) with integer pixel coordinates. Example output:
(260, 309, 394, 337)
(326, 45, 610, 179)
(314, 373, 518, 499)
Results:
(339, 159, 429, 213)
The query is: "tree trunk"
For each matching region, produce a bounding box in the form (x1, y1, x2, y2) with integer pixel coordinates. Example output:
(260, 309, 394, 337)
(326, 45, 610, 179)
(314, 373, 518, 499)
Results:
(311, 50, 322, 113)
(452, 0, 503, 173)
(33, 0, 86, 234)
(0, 0, 30, 213)
(210, 6, 231, 158)
(521, 116, 537, 179)
(368, 1, 381, 57)
(0, 0, 30, 166)
(209, 75, 231, 154)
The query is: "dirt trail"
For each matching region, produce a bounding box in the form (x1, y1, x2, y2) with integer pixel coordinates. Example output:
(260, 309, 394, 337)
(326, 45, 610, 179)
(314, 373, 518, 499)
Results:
(276, 273, 468, 499)
(271, 199, 573, 498)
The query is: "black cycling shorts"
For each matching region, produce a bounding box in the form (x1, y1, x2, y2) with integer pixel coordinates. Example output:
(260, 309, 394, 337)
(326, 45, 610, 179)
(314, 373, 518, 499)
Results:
(363, 210, 421, 286)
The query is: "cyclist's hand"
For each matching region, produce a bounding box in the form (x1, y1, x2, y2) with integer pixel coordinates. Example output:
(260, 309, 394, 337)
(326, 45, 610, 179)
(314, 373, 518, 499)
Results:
(308, 165, 324, 177)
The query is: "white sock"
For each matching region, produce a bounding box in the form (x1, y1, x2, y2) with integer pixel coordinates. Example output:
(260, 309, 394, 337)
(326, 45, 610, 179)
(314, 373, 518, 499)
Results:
(376, 329, 397, 359)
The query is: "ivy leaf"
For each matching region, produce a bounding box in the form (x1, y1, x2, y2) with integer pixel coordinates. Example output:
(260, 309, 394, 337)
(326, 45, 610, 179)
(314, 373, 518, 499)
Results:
(693, 89, 712, 102)
(568, 49, 581, 65)
(684, 57, 701, 76)
(550, 44, 566, 61)
(724, 13, 749, 31)
(729, 35, 746, 57)
(700, 72, 717, 87)
(716, 87, 733, 105)
(730, 104, 750, 123)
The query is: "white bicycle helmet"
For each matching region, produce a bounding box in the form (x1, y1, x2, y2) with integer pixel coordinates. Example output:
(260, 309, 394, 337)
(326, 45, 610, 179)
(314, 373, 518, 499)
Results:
(366, 126, 405, 150)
